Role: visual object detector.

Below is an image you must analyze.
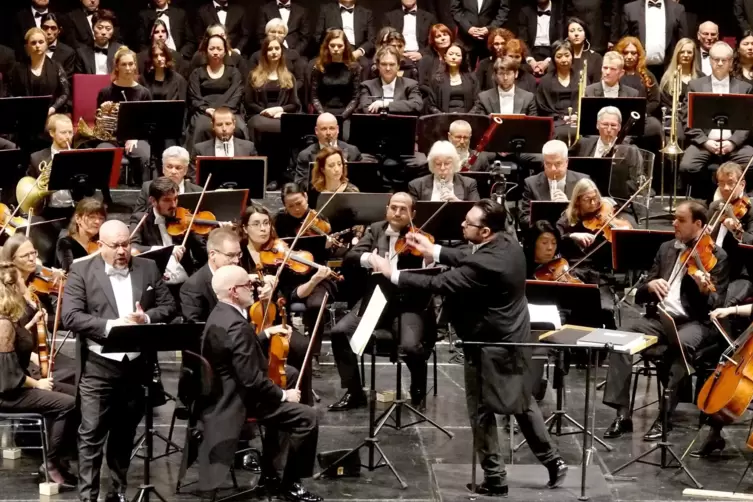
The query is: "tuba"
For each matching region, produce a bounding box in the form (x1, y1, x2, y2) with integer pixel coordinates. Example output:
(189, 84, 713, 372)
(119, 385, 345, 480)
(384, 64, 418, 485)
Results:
(76, 101, 120, 144)
(16, 159, 52, 215)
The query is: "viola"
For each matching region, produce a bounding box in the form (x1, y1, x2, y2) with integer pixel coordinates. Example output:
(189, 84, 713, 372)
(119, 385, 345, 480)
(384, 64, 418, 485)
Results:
(166, 207, 224, 236)
(298, 210, 352, 248)
(30, 266, 65, 296)
(268, 298, 289, 388)
(534, 257, 584, 284)
(29, 292, 49, 379)
(259, 239, 343, 280)
(248, 267, 277, 335)
(0, 203, 30, 236)
(732, 195, 751, 220)
(679, 234, 717, 293)
(582, 201, 633, 243)
(395, 227, 436, 257)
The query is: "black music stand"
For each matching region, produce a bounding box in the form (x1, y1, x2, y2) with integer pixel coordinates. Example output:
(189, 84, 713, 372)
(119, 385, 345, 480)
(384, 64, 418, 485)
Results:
(568, 157, 612, 195)
(47, 148, 122, 201)
(137, 245, 175, 275)
(579, 97, 647, 136)
(280, 113, 344, 151)
(414, 201, 474, 241)
(460, 172, 494, 199)
(178, 190, 249, 222)
(529, 201, 568, 226)
(116, 100, 186, 141)
(415, 113, 490, 153)
(102, 323, 205, 502)
(487, 115, 553, 154)
(316, 192, 392, 231)
(688, 92, 753, 145)
(196, 157, 266, 200)
(307, 161, 385, 194)
(0, 149, 26, 205)
(611, 228, 674, 310)
(348, 114, 417, 157)
(0, 96, 52, 136)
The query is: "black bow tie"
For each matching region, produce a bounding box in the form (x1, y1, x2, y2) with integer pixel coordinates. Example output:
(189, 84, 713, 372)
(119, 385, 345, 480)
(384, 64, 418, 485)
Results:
(34, 11, 45, 18)
(215, 4, 227, 12)
(702, 51, 709, 59)
(94, 46, 108, 55)
(340, 5, 354, 13)
(648, 1, 661, 7)
(48, 44, 56, 51)
(538, 10, 551, 16)
(277, 2, 291, 9)
(156, 8, 168, 15)
(404, 8, 417, 15)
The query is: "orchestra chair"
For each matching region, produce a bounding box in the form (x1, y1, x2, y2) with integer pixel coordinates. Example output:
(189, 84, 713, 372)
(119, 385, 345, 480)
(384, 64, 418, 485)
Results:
(628, 346, 664, 417)
(0, 412, 50, 485)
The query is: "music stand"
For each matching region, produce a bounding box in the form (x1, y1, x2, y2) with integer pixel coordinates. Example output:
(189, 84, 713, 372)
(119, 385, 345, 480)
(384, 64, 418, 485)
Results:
(611, 229, 674, 273)
(316, 193, 392, 232)
(579, 97, 647, 136)
(414, 201, 474, 241)
(416, 113, 490, 154)
(116, 101, 186, 141)
(136, 245, 175, 274)
(460, 172, 494, 199)
(308, 161, 385, 194)
(178, 190, 249, 222)
(47, 148, 123, 201)
(688, 93, 753, 140)
(281, 113, 344, 152)
(529, 201, 568, 226)
(102, 322, 205, 502)
(568, 158, 612, 195)
(196, 157, 266, 200)
(0, 96, 52, 136)
(486, 115, 553, 154)
(0, 149, 26, 204)
(348, 114, 417, 157)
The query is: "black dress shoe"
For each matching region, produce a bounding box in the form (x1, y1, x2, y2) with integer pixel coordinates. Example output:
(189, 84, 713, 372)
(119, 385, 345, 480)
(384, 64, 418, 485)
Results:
(242, 451, 261, 472)
(281, 481, 323, 502)
(643, 420, 672, 442)
(104, 493, 127, 502)
(546, 457, 568, 488)
(465, 481, 508, 496)
(328, 391, 367, 411)
(256, 474, 281, 494)
(690, 435, 726, 458)
(604, 415, 633, 439)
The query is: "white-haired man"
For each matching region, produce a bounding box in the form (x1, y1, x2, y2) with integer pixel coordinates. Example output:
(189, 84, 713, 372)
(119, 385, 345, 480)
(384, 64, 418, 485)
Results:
(132, 145, 202, 219)
(697, 21, 719, 76)
(448, 120, 497, 172)
(569, 106, 623, 158)
(408, 140, 480, 201)
(520, 139, 588, 228)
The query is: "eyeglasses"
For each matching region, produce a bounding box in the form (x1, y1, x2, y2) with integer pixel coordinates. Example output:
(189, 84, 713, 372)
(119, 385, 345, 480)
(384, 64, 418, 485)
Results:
(711, 57, 731, 64)
(233, 281, 254, 291)
(214, 249, 242, 259)
(15, 250, 38, 261)
(463, 220, 484, 229)
(101, 241, 130, 250)
(248, 221, 271, 229)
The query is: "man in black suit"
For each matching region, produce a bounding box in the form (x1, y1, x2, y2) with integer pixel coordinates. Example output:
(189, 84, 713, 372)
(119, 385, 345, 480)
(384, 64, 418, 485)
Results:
(448, 119, 496, 171)
(328, 192, 437, 411)
(191, 106, 258, 178)
(63, 0, 105, 49)
(520, 139, 588, 228)
(28, 114, 75, 220)
(137, 0, 196, 62)
(409, 140, 480, 201)
(198, 265, 321, 502)
(584, 51, 640, 97)
(620, 0, 688, 77)
(450, 0, 509, 68)
(62, 219, 177, 502)
(696, 21, 718, 76)
(736, 0, 753, 37)
(132, 146, 201, 217)
(256, 0, 309, 56)
(74, 9, 121, 75)
(195, 0, 249, 55)
(358, 45, 423, 114)
(12, 0, 51, 54)
(370, 199, 568, 496)
(383, 0, 438, 62)
(680, 42, 753, 197)
(293, 112, 363, 187)
(602, 200, 729, 441)
(470, 56, 538, 115)
(315, 0, 375, 60)
(518, 0, 564, 77)
(569, 105, 623, 158)
(41, 13, 76, 79)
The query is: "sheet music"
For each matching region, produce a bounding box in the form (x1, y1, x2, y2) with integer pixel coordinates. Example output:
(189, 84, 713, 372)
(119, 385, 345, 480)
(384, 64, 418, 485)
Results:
(528, 304, 562, 329)
(350, 285, 388, 356)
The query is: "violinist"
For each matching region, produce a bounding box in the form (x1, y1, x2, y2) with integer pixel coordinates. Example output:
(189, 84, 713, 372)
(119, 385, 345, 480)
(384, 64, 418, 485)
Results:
(526, 220, 587, 283)
(708, 162, 753, 306)
(602, 200, 729, 442)
(132, 146, 202, 217)
(0, 262, 77, 488)
(55, 197, 106, 272)
(408, 140, 479, 202)
(329, 192, 436, 411)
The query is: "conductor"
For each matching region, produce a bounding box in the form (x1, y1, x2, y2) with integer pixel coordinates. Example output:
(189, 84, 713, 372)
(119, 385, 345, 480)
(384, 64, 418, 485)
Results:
(369, 199, 568, 496)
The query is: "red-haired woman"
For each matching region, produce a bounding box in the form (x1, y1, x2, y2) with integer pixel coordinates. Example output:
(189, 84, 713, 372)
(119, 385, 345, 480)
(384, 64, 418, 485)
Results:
(418, 23, 454, 86)
(475, 27, 513, 90)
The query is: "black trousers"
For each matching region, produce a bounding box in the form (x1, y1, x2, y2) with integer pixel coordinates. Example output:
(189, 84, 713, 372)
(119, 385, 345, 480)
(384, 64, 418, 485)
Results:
(77, 352, 149, 500)
(0, 381, 76, 463)
(603, 315, 709, 415)
(329, 299, 436, 396)
(463, 350, 557, 485)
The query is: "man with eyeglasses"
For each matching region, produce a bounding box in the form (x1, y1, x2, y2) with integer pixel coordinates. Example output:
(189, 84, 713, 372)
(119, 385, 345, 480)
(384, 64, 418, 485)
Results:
(368, 199, 568, 496)
(680, 41, 753, 199)
(62, 219, 177, 502)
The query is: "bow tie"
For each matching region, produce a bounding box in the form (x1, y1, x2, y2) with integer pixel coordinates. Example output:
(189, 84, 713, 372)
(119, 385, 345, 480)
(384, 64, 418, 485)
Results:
(538, 10, 551, 16)
(47, 44, 56, 52)
(340, 5, 354, 13)
(674, 240, 687, 251)
(155, 215, 167, 225)
(105, 266, 129, 278)
(156, 8, 168, 15)
(214, 4, 228, 12)
(702, 51, 709, 59)
(404, 8, 417, 15)
(94, 46, 108, 55)
(34, 11, 45, 18)
(648, 1, 661, 7)
(277, 2, 291, 9)
(385, 228, 400, 238)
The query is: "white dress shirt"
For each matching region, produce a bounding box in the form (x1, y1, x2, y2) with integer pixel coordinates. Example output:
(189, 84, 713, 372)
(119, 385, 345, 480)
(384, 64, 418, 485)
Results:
(662, 247, 687, 318)
(153, 209, 189, 285)
(340, 3, 356, 46)
(278, 3, 291, 26)
(534, 2, 552, 47)
(498, 85, 515, 114)
(701, 50, 712, 76)
(715, 226, 728, 247)
(360, 227, 400, 267)
(594, 138, 615, 158)
(89, 264, 143, 361)
(430, 176, 454, 201)
(602, 82, 619, 98)
(48, 147, 74, 208)
(476, 0, 484, 13)
(381, 78, 396, 105)
(156, 9, 177, 51)
(94, 45, 109, 75)
(708, 75, 732, 141)
(644, 0, 666, 66)
(214, 138, 234, 157)
(86, 12, 95, 34)
(32, 7, 48, 28)
(402, 8, 419, 52)
(390, 241, 488, 284)
(214, 1, 228, 26)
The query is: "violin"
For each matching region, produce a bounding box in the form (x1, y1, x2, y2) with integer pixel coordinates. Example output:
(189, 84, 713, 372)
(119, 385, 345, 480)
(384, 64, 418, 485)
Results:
(679, 233, 717, 293)
(166, 207, 224, 236)
(0, 203, 30, 236)
(259, 239, 343, 280)
(29, 292, 49, 379)
(248, 267, 277, 335)
(30, 265, 65, 296)
(395, 227, 436, 257)
(534, 257, 584, 284)
(268, 298, 289, 388)
(581, 201, 633, 243)
(297, 211, 352, 248)
(732, 195, 752, 220)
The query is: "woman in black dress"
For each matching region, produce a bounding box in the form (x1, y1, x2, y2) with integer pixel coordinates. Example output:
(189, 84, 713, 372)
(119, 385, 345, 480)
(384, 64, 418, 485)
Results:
(0, 262, 76, 487)
(137, 18, 186, 78)
(536, 40, 578, 143)
(427, 43, 476, 114)
(566, 17, 601, 85)
(735, 31, 753, 85)
(310, 29, 361, 119)
(476, 27, 514, 91)
(40, 13, 75, 80)
(418, 23, 454, 86)
(189, 24, 248, 77)
(142, 40, 187, 101)
(187, 33, 246, 149)
(55, 198, 106, 272)
(250, 17, 306, 96)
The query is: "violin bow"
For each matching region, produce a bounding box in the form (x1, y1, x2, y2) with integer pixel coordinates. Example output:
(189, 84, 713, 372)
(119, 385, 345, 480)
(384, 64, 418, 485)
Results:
(181, 173, 213, 248)
(390, 200, 449, 262)
(26, 209, 32, 237)
(48, 280, 64, 379)
(295, 291, 329, 392)
(0, 177, 44, 236)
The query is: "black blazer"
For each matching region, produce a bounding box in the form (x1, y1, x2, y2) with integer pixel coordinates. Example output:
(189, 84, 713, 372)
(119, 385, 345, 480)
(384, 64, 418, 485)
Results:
(195, 2, 249, 53)
(9, 57, 69, 112)
(470, 86, 538, 116)
(294, 140, 363, 187)
(74, 43, 123, 75)
(565, 0, 620, 53)
(357, 76, 423, 115)
(450, 0, 509, 47)
(520, 170, 588, 228)
(191, 137, 258, 176)
(383, 7, 437, 54)
(48, 41, 76, 79)
(12, 8, 50, 54)
(138, 6, 196, 61)
(62, 8, 120, 49)
(0, 44, 16, 83)
(427, 73, 477, 114)
(517, 3, 564, 52)
(708, 197, 753, 281)
(179, 263, 216, 323)
(683, 76, 753, 148)
(584, 81, 640, 97)
(397, 232, 533, 415)
(256, 1, 310, 56)
(315, 3, 376, 57)
(131, 179, 203, 217)
(28, 147, 52, 177)
(569, 136, 601, 157)
(620, 0, 688, 66)
(345, 221, 425, 272)
(408, 173, 480, 201)
(735, 0, 753, 33)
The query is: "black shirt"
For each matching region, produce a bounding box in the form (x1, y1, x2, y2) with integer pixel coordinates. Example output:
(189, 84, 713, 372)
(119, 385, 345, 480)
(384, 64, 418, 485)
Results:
(96, 82, 152, 107)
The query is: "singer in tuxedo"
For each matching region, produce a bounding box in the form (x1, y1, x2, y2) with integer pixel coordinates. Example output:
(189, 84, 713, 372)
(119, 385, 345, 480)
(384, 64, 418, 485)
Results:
(73, 9, 122, 75)
(256, 0, 310, 56)
(62, 0, 109, 49)
(195, 0, 249, 54)
(314, 0, 376, 59)
(137, 0, 196, 61)
(383, 0, 438, 60)
(41, 13, 76, 80)
(61, 220, 177, 502)
(132, 146, 202, 220)
(11, 0, 51, 54)
(450, 0, 510, 67)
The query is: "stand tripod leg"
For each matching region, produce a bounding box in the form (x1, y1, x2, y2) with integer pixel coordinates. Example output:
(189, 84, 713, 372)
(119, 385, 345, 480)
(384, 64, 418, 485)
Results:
(400, 403, 454, 438)
(372, 441, 408, 489)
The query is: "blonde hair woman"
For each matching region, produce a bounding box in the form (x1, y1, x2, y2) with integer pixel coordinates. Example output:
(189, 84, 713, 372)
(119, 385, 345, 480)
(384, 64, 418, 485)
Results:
(408, 140, 480, 202)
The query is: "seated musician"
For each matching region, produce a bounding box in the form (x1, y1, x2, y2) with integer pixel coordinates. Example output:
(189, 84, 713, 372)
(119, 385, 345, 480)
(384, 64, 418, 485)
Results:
(569, 105, 624, 157)
(525, 220, 588, 283)
(192, 106, 258, 177)
(708, 162, 753, 306)
(448, 119, 496, 172)
(29, 114, 75, 218)
(365, 29, 419, 82)
(680, 41, 753, 196)
(520, 139, 588, 228)
(584, 51, 639, 98)
(329, 192, 436, 411)
(357, 45, 423, 115)
(427, 44, 477, 114)
(293, 112, 363, 188)
(602, 200, 729, 441)
(535, 40, 578, 143)
(198, 265, 321, 502)
(55, 197, 106, 272)
(134, 146, 201, 217)
(659, 38, 698, 146)
(0, 262, 76, 487)
(73, 9, 122, 75)
(188, 24, 248, 79)
(310, 147, 360, 204)
(409, 140, 479, 202)
(130, 177, 208, 298)
(470, 56, 537, 116)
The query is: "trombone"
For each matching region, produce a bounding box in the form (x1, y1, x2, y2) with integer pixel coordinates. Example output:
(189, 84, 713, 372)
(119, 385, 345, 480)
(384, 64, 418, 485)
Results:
(660, 68, 684, 213)
(573, 60, 588, 146)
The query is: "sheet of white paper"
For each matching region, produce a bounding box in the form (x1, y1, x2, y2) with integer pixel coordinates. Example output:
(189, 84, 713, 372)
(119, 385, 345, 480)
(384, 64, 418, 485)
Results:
(528, 304, 562, 329)
(350, 285, 388, 356)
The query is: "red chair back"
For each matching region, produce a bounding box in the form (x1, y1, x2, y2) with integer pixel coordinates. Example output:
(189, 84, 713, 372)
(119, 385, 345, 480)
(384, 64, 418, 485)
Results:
(72, 74, 112, 130)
